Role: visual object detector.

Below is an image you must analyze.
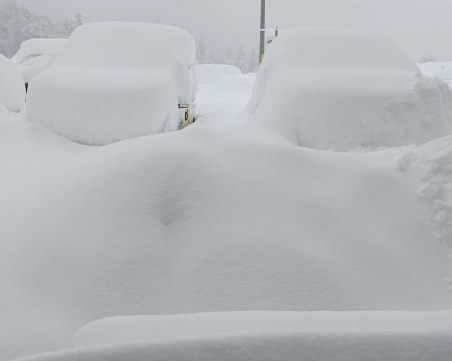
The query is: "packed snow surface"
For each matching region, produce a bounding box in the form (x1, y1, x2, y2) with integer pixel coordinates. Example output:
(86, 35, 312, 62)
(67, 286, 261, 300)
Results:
(26, 23, 197, 145)
(0, 55, 25, 112)
(248, 28, 452, 151)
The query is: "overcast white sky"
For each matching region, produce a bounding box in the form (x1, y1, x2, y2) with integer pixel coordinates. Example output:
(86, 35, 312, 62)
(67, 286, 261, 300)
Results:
(15, 0, 452, 61)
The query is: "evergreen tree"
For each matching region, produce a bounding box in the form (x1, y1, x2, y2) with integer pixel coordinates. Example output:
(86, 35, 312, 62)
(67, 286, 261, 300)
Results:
(225, 45, 234, 65)
(236, 44, 246, 73)
(248, 47, 258, 73)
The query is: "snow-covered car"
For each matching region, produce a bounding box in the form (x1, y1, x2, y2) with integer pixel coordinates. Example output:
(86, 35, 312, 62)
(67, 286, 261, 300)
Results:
(12, 38, 67, 90)
(26, 22, 197, 145)
(417, 61, 452, 88)
(247, 28, 452, 151)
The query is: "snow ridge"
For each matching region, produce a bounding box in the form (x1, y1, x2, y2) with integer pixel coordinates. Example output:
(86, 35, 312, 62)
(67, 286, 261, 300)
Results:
(398, 137, 452, 258)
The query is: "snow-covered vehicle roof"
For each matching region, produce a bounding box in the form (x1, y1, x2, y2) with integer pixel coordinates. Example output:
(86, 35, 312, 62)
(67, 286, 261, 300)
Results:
(12, 38, 67, 84)
(12, 38, 67, 65)
(248, 28, 452, 151)
(26, 22, 197, 145)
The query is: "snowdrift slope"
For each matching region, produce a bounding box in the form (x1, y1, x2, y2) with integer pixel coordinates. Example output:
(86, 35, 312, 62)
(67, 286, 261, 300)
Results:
(1, 117, 452, 359)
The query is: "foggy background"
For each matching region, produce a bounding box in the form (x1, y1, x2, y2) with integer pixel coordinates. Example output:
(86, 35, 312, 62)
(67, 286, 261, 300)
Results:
(11, 0, 452, 62)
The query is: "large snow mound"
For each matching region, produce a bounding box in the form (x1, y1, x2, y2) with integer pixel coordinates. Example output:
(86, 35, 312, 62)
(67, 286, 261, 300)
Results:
(248, 28, 452, 151)
(2, 121, 452, 360)
(26, 23, 197, 145)
(195, 64, 242, 84)
(0, 55, 25, 112)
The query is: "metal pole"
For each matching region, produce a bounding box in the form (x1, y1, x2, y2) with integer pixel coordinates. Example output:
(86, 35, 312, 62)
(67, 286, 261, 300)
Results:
(259, 0, 266, 64)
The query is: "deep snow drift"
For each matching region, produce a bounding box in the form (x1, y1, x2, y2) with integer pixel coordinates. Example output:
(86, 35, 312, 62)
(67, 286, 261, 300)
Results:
(2, 115, 452, 360)
(2, 28, 452, 361)
(247, 28, 452, 151)
(26, 23, 197, 145)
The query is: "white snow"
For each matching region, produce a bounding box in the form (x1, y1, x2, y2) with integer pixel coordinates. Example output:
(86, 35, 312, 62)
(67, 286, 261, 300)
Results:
(2, 26, 452, 361)
(12, 39, 67, 84)
(70, 311, 452, 349)
(418, 62, 452, 88)
(196, 72, 255, 117)
(12, 39, 67, 66)
(0, 55, 25, 112)
(195, 64, 242, 84)
(25, 22, 197, 145)
(11, 311, 452, 361)
(247, 28, 452, 151)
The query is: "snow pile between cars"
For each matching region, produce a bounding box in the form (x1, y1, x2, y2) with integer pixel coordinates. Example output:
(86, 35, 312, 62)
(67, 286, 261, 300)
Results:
(26, 23, 196, 145)
(195, 64, 242, 84)
(0, 55, 25, 113)
(248, 28, 452, 151)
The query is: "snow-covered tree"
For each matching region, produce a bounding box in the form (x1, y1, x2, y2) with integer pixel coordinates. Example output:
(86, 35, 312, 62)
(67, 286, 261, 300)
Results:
(248, 47, 258, 73)
(236, 44, 246, 73)
(0, 0, 80, 57)
(197, 37, 207, 64)
(225, 45, 234, 65)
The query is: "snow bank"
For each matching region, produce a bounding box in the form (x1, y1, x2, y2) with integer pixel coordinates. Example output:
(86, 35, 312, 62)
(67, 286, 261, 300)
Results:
(70, 311, 452, 349)
(195, 64, 241, 84)
(2, 122, 452, 360)
(12, 312, 452, 361)
(248, 28, 452, 151)
(397, 136, 452, 259)
(196, 72, 255, 117)
(12, 39, 67, 65)
(26, 22, 196, 145)
(0, 54, 25, 112)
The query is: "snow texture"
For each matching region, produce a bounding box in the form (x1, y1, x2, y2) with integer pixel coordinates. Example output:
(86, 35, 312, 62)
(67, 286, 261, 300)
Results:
(0, 55, 25, 112)
(248, 28, 452, 151)
(2, 117, 452, 360)
(397, 136, 452, 259)
(70, 311, 452, 349)
(195, 64, 242, 84)
(12, 39, 66, 63)
(25, 23, 197, 145)
(11, 311, 452, 361)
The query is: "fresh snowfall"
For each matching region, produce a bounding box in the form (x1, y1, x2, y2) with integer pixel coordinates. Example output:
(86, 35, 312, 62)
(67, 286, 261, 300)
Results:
(1, 22, 452, 361)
